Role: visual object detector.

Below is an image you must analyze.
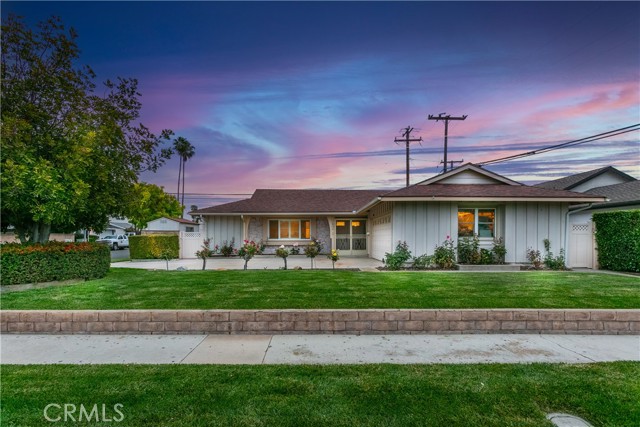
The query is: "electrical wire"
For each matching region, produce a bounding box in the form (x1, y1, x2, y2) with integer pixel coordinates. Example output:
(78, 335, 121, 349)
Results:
(477, 124, 640, 166)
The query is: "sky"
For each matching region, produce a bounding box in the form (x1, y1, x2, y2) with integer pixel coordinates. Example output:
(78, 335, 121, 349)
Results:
(4, 1, 639, 210)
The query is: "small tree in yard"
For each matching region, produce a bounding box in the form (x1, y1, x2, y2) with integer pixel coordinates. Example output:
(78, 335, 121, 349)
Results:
(238, 240, 260, 270)
(195, 239, 214, 271)
(303, 237, 323, 269)
(327, 249, 340, 269)
(152, 248, 175, 271)
(275, 245, 289, 270)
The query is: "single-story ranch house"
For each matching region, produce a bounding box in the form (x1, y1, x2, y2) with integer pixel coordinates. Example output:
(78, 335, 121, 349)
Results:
(191, 164, 606, 263)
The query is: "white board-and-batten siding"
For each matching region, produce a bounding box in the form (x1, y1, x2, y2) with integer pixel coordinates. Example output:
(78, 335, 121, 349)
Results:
(206, 216, 243, 248)
(391, 201, 568, 263)
(392, 202, 457, 257)
(503, 202, 566, 263)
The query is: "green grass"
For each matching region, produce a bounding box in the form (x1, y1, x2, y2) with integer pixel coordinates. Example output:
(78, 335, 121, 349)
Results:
(2, 363, 638, 426)
(2, 269, 639, 310)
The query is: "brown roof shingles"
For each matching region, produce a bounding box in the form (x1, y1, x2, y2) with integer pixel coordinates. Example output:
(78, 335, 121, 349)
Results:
(192, 189, 383, 214)
(535, 166, 636, 190)
(193, 183, 607, 216)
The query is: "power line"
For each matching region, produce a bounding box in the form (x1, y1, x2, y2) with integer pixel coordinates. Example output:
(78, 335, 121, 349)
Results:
(478, 124, 640, 166)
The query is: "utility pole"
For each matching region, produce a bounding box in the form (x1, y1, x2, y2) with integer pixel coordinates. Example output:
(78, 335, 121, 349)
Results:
(428, 113, 467, 172)
(440, 159, 464, 171)
(394, 126, 422, 187)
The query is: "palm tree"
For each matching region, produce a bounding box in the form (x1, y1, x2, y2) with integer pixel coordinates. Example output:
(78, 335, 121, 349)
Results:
(172, 137, 195, 217)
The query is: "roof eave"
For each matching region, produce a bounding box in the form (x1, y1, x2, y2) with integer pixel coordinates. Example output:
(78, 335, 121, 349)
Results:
(196, 211, 368, 216)
(380, 196, 607, 203)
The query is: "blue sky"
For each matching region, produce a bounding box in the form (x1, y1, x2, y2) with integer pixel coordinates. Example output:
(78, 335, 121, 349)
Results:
(4, 1, 639, 208)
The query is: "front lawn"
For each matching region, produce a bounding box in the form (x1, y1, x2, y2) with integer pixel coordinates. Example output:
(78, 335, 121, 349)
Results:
(2, 363, 638, 426)
(2, 269, 639, 310)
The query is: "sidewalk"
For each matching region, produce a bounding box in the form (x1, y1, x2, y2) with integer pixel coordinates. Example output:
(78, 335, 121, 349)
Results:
(2, 334, 638, 365)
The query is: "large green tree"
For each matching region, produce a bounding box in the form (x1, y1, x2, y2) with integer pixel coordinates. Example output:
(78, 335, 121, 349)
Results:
(1, 15, 173, 242)
(124, 182, 183, 232)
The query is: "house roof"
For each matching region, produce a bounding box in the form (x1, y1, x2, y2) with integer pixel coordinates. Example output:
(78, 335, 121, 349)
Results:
(416, 163, 522, 186)
(191, 189, 383, 215)
(584, 180, 640, 207)
(380, 184, 606, 201)
(535, 166, 636, 190)
(166, 217, 199, 225)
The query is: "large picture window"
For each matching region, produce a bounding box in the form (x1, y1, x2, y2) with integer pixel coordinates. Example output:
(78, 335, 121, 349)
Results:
(268, 219, 311, 240)
(458, 208, 495, 238)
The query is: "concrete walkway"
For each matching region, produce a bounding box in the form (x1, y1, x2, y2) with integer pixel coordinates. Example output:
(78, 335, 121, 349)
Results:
(2, 334, 638, 365)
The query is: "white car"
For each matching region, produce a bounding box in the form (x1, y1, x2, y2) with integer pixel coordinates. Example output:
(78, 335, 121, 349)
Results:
(96, 235, 129, 250)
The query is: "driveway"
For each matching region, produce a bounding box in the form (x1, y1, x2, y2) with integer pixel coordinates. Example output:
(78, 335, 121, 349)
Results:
(110, 248, 130, 261)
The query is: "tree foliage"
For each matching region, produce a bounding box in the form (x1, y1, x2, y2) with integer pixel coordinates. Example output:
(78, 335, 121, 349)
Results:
(173, 136, 195, 213)
(1, 15, 173, 242)
(125, 183, 183, 231)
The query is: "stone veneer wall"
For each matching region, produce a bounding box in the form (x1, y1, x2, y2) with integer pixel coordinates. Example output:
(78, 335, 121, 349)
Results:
(315, 218, 331, 254)
(3, 309, 638, 335)
(247, 217, 264, 246)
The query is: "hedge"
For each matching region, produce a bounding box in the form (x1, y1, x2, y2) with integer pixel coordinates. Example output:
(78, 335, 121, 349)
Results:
(129, 235, 179, 260)
(0, 242, 110, 286)
(593, 210, 640, 272)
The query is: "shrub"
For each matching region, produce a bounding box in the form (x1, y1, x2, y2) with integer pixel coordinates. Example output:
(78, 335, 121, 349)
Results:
(492, 238, 507, 264)
(290, 243, 301, 255)
(412, 254, 434, 270)
(0, 242, 110, 285)
(457, 235, 480, 264)
(543, 238, 566, 270)
(129, 235, 179, 260)
(383, 241, 412, 270)
(479, 248, 494, 265)
(526, 248, 542, 269)
(220, 238, 235, 257)
(593, 210, 640, 272)
(434, 237, 456, 269)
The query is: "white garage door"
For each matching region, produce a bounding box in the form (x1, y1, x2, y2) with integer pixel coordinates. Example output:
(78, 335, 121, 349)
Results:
(569, 222, 593, 268)
(371, 215, 392, 261)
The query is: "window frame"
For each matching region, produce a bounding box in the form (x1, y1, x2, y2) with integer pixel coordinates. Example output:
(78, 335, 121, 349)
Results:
(457, 208, 496, 239)
(268, 219, 311, 240)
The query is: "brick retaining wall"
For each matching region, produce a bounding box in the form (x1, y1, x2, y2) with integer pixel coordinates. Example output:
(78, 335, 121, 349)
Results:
(2, 309, 639, 335)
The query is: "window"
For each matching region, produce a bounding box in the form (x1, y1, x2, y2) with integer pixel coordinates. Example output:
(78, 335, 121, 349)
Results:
(458, 208, 495, 238)
(269, 219, 311, 240)
(186, 226, 194, 232)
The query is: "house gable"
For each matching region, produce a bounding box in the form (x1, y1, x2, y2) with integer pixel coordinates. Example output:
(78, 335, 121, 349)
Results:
(535, 166, 636, 192)
(417, 163, 521, 186)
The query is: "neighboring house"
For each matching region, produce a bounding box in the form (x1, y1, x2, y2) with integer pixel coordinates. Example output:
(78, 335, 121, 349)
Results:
(191, 163, 604, 263)
(142, 217, 200, 235)
(96, 217, 136, 239)
(535, 166, 639, 269)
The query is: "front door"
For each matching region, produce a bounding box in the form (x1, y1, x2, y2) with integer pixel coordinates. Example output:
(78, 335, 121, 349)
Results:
(336, 219, 367, 256)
